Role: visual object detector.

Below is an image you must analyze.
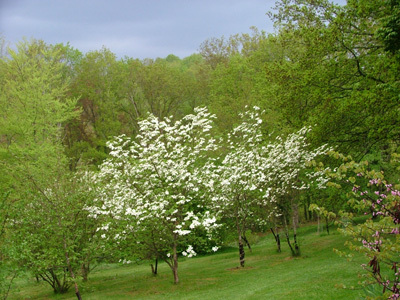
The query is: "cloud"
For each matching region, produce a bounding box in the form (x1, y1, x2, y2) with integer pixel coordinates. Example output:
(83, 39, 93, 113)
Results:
(1, 0, 276, 59)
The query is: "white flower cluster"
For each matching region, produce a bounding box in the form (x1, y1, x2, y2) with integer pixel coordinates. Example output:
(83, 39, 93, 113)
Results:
(204, 107, 330, 230)
(89, 107, 220, 262)
(119, 259, 132, 264)
(182, 245, 197, 258)
(87, 106, 330, 264)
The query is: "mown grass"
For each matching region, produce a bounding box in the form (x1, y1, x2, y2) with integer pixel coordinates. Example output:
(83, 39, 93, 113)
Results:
(9, 224, 367, 300)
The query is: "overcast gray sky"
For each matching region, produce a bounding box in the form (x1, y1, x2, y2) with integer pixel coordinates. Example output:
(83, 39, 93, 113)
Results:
(0, 0, 346, 60)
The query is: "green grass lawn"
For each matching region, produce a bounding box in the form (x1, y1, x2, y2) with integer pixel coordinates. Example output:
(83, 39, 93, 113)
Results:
(9, 224, 368, 300)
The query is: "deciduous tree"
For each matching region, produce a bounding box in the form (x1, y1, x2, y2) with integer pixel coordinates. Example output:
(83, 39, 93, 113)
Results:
(90, 107, 219, 284)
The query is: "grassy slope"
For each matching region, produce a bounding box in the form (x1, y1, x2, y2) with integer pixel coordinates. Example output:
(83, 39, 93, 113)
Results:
(10, 225, 366, 300)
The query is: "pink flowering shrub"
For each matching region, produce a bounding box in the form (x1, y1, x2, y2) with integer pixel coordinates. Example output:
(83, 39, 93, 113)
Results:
(324, 153, 400, 299)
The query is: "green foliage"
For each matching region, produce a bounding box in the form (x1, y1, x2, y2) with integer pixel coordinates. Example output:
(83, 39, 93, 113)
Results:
(0, 39, 78, 139)
(267, 0, 400, 162)
(202, 29, 282, 136)
(0, 191, 18, 300)
(0, 39, 105, 296)
(0, 39, 79, 179)
(377, 0, 400, 54)
(65, 49, 212, 167)
(7, 165, 107, 294)
(207, 54, 255, 131)
(309, 204, 336, 221)
(318, 153, 400, 299)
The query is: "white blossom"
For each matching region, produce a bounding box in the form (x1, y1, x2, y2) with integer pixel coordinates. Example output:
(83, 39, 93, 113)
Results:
(88, 107, 220, 273)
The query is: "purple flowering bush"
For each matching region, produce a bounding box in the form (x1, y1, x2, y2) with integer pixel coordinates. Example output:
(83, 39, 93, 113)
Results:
(324, 153, 400, 299)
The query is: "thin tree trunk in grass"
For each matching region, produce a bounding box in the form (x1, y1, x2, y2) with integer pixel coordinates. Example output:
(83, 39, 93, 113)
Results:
(242, 233, 252, 253)
(64, 244, 82, 300)
(238, 234, 245, 267)
(81, 262, 89, 282)
(2, 269, 18, 300)
(164, 234, 179, 284)
(292, 203, 298, 233)
(283, 215, 295, 256)
(293, 232, 300, 256)
(67, 255, 82, 300)
(172, 236, 179, 284)
(59, 215, 82, 300)
(150, 258, 158, 275)
(303, 203, 308, 221)
(276, 230, 281, 252)
(236, 217, 245, 267)
(270, 227, 281, 252)
(325, 217, 330, 235)
(305, 194, 312, 220)
(292, 202, 300, 256)
(308, 197, 313, 221)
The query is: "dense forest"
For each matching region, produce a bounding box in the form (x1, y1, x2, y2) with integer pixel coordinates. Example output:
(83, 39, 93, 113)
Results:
(1, 0, 400, 299)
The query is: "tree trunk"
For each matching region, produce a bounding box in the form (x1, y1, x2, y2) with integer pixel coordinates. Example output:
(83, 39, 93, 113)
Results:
(39, 269, 71, 294)
(172, 238, 179, 284)
(292, 202, 300, 256)
(172, 258, 179, 284)
(292, 203, 299, 234)
(65, 252, 82, 300)
(276, 231, 281, 252)
(325, 217, 330, 235)
(236, 216, 245, 267)
(303, 203, 308, 221)
(61, 216, 82, 300)
(150, 258, 158, 275)
(305, 194, 313, 220)
(81, 262, 89, 282)
(283, 215, 295, 256)
(283, 214, 300, 256)
(293, 232, 300, 256)
(242, 233, 252, 253)
(270, 227, 281, 252)
(238, 234, 245, 268)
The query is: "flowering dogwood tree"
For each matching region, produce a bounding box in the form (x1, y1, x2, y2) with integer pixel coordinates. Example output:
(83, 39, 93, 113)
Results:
(205, 107, 330, 264)
(89, 107, 219, 284)
(203, 107, 272, 267)
(265, 126, 330, 256)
